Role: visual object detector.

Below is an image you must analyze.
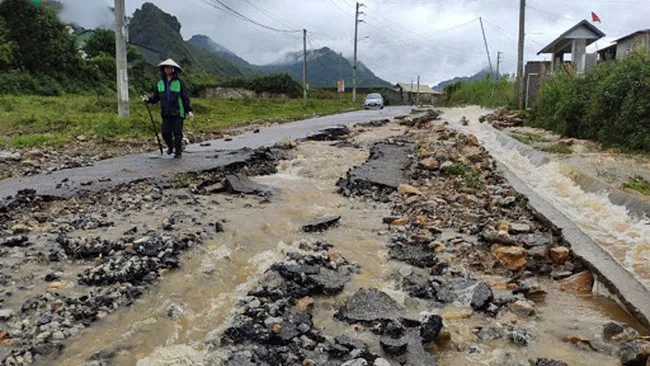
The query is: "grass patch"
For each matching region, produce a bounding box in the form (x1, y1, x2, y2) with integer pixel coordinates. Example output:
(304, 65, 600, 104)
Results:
(0, 94, 358, 148)
(447, 162, 485, 190)
(541, 143, 572, 154)
(439, 76, 516, 108)
(622, 175, 650, 196)
(510, 132, 551, 145)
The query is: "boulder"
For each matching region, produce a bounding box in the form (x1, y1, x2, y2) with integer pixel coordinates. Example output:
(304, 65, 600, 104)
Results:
(335, 288, 405, 326)
(510, 300, 536, 317)
(549, 247, 570, 264)
(492, 245, 527, 271)
(224, 174, 275, 197)
(398, 184, 423, 196)
(557, 271, 594, 293)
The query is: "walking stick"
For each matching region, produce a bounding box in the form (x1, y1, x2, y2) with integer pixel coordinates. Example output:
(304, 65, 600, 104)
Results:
(144, 102, 164, 156)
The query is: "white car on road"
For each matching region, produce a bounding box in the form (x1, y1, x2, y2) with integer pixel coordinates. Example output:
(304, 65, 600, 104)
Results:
(364, 93, 384, 109)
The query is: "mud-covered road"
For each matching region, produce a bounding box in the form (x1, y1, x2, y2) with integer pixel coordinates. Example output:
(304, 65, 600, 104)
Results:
(1, 108, 648, 366)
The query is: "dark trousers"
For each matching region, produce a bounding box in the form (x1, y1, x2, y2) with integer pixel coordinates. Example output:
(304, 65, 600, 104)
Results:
(161, 116, 183, 153)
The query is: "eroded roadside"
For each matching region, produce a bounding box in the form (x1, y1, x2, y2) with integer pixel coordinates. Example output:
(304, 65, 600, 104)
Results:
(0, 110, 648, 366)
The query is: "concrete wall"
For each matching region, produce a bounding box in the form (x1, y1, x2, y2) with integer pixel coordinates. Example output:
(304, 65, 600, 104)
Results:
(199, 87, 288, 100)
(524, 61, 551, 108)
(617, 33, 650, 60)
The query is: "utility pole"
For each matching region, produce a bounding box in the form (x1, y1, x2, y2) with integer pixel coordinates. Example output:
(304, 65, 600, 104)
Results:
(303, 29, 307, 107)
(353, 2, 364, 104)
(496, 51, 502, 79)
(339, 52, 343, 104)
(516, 0, 526, 109)
(114, 0, 129, 118)
(416, 75, 420, 105)
(479, 17, 493, 76)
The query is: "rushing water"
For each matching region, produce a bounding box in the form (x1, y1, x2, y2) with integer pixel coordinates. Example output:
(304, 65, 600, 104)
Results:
(446, 107, 650, 289)
(49, 120, 643, 366)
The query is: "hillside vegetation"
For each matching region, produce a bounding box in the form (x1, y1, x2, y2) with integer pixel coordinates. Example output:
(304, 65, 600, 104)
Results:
(529, 52, 650, 152)
(129, 3, 242, 79)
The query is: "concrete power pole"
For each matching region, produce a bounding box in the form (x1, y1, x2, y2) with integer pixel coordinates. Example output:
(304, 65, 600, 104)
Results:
(353, 2, 364, 104)
(479, 17, 493, 76)
(496, 51, 503, 79)
(516, 0, 526, 109)
(114, 0, 129, 118)
(303, 29, 308, 107)
(416, 75, 420, 105)
(339, 52, 343, 104)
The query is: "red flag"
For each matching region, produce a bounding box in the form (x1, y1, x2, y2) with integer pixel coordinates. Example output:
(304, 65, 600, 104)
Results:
(591, 12, 601, 23)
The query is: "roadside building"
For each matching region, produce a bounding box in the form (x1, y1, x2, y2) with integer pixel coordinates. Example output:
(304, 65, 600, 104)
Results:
(537, 20, 605, 75)
(613, 29, 650, 60)
(395, 83, 443, 105)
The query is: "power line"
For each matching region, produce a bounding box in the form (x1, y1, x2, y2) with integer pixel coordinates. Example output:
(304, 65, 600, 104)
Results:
(200, 0, 302, 34)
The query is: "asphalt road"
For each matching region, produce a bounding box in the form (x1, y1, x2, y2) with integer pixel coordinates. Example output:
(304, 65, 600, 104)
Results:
(0, 107, 412, 204)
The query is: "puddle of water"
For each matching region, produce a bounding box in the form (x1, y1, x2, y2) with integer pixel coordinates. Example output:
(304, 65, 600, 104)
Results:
(49, 121, 643, 366)
(445, 107, 650, 289)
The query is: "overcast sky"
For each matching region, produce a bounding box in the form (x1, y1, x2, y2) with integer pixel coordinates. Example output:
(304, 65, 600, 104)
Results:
(58, 0, 650, 86)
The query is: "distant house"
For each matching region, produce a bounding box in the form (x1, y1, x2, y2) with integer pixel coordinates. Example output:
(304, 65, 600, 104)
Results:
(614, 29, 650, 60)
(395, 82, 443, 104)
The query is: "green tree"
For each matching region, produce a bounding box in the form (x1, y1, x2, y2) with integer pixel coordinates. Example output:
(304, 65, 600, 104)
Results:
(0, 18, 15, 71)
(0, 0, 82, 76)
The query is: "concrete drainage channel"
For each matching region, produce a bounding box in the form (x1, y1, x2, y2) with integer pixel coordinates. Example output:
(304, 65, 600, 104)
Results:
(497, 163, 650, 327)
(448, 108, 650, 328)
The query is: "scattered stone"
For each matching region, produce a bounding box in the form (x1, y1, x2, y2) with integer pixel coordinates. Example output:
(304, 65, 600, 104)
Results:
(476, 323, 506, 341)
(0, 151, 21, 162)
(419, 315, 444, 343)
(510, 300, 536, 317)
(275, 138, 297, 150)
(215, 221, 225, 233)
(336, 288, 405, 327)
(302, 216, 341, 233)
(603, 322, 625, 341)
(419, 158, 440, 170)
(619, 340, 650, 366)
(549, 247, 570, 264)
(162, 217, 175, 231)
(167, 303, 184, 320)
(357, 119, 390, 128)
(533, 359, 568, 366)
(0, 309, 15, 321)
(522, 234, 552, 248)
(295, 297, 314, 312)
(373, 359, 390, 366)
(470, 282, 494, 311)
(0, 235, 29, 248)
(509, 223, 531, 234)
(398, 266, 413, 277)
(508, 326, 536, 347)
(342, 359, 368, 366)
(557, 271, 594, 293)
(380, 335, 408, 356)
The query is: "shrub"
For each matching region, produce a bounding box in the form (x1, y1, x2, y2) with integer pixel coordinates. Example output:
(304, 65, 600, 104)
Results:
(530, 52, 650, 152)
(219, 73, 303, 98)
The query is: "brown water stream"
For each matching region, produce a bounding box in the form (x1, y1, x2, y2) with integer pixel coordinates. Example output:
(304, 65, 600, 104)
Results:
(49, 121, 643, 366)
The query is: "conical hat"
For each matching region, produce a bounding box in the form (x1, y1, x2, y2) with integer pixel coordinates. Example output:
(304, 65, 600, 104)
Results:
(157, 58, 183, 72)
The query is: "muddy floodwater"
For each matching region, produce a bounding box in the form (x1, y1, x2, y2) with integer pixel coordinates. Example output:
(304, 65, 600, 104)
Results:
(42, 119, 644, 366)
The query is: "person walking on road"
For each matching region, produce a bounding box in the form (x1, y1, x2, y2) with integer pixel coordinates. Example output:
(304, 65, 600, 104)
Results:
(142, 59, 193, 159)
